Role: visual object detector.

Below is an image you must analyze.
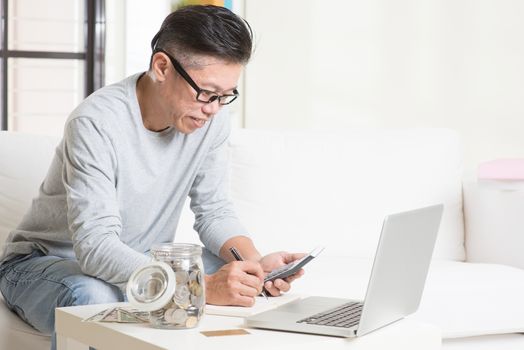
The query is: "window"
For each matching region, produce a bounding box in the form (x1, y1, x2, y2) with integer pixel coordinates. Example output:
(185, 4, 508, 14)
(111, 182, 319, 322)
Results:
(0, 0, 105, 135)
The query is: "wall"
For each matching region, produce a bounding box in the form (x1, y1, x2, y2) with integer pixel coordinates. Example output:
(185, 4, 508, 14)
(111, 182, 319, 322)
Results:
(21, 0, 523, 173)
(106, 0, 171, 84)
(243, 0, 524, 174)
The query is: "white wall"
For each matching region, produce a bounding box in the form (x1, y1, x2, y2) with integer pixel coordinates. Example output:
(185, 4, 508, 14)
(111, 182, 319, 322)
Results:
(14, 0, 521, 169)
(106, 0, 172, 84)
(243, 0, 524, 174)
(105, 0, 127, 85)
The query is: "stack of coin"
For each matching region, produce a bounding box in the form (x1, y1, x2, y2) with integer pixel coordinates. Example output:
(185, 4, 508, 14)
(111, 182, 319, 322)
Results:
(149, 260, 205, 329)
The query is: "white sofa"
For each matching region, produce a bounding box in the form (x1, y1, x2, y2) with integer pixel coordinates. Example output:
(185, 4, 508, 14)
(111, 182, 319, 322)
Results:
(2, 129, 524, 350)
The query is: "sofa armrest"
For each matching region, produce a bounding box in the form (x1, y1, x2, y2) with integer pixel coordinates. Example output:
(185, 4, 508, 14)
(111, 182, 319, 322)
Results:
(463, 180, 524, 270)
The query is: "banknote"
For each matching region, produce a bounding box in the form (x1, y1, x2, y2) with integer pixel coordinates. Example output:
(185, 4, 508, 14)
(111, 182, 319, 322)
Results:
(83, 307, 114, 323)
(83, 307, 149, 323)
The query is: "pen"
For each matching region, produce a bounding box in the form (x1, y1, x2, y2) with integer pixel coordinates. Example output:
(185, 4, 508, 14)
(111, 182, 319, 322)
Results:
(229, 246, 269, 300)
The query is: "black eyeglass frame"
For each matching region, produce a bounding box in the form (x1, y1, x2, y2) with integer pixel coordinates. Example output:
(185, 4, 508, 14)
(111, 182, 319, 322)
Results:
(154, 48, 239, 105)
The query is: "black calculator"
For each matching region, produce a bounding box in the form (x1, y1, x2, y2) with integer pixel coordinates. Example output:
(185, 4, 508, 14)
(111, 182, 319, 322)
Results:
(264, 247, 324, 283)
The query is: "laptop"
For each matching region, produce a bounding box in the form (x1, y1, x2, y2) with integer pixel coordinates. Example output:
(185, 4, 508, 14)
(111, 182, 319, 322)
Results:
(245, 204, 443, 337)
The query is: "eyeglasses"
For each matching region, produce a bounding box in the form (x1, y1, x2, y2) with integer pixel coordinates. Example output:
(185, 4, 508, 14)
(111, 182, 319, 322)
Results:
(154, 48, 239, 105)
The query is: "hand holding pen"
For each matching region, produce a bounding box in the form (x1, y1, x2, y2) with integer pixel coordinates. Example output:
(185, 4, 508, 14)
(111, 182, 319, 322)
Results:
(229, 246, 269, 300)
(205, 252, 267, 306)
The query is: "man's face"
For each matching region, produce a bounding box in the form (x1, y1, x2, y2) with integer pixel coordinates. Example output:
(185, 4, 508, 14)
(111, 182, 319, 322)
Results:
(162, 53, 243, 134)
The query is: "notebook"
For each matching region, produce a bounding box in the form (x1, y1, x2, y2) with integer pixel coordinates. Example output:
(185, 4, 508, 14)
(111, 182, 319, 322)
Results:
(206, 293, 301, 317)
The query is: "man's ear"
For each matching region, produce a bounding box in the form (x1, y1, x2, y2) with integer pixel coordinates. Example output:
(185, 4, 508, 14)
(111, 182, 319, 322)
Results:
(151, 52, 170, 82)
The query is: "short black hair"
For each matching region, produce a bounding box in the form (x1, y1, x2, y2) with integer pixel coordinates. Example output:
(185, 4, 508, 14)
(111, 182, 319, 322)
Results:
(151, 5, 253, 65)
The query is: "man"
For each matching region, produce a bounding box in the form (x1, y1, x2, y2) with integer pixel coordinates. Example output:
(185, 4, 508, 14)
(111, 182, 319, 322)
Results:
(0, 5, 303, 349)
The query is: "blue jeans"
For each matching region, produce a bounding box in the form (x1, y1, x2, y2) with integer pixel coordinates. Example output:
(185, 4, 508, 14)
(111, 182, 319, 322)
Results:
(0, 248, 225, 350)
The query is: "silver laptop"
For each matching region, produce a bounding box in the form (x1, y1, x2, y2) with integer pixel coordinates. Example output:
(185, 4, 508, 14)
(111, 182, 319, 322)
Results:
(245, 204, 443, 337)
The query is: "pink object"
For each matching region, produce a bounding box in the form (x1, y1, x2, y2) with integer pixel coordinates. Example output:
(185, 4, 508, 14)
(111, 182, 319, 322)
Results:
(478, 159, 524, 180)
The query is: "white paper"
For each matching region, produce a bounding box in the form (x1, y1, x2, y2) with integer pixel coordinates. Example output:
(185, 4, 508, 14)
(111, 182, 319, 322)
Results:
(205, 293, 302, 317)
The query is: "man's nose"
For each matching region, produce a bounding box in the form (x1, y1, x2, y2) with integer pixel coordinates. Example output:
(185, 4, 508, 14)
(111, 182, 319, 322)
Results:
(202, 99, 221, 115)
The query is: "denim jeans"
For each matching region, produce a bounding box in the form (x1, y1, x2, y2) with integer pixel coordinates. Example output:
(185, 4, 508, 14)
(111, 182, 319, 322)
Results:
(0, 247, 225, 350)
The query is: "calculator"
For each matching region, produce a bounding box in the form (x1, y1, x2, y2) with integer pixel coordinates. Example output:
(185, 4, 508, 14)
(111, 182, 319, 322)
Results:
(264, 247, 324, 283)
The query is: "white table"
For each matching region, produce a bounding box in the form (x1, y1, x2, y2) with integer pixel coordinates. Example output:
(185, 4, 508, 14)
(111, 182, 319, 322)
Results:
(56, 302, 441, 350)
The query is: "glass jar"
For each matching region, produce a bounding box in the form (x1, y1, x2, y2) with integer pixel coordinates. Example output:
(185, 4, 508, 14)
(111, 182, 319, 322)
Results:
(127, 243, 205, 329)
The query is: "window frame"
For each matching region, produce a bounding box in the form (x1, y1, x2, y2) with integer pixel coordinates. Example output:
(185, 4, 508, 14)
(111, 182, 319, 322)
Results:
(0, 0, 106, 131)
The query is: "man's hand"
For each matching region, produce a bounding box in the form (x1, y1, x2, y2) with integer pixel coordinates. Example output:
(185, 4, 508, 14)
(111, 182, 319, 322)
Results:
(259, 252, 306, 296)
(205, 260, 265, 306)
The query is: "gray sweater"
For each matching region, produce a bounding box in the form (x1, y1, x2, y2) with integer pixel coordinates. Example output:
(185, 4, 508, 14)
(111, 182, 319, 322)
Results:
(1, 73, 247, 289)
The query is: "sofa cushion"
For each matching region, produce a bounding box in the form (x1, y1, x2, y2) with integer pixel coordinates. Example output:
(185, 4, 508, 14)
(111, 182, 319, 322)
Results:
(0, 294, 51, 349)
(0, 132, 60, 251)
(463, 181, 524, 270)
(442, 334, 524, 350)
(413, 261, 524, 338)
(224, 128, 465, 261)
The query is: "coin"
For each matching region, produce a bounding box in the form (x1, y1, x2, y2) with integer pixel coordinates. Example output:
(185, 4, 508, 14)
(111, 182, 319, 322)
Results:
(176, 298, 190, 309)
(172, 308, 188, 325)
(186, 306, 199, 316)
(173, 285, 190, 308)
(176, 284, 190, 296)
(171, 259, 190, 272)
(185, 316, 198, 328)
(189, 280, 203, 297)
(190, 294, 204, 308)
(163, 308, 178, 324)
(196, 270, 202, 284)
(150, 308, 165, 320)
(175, 270, 189, 285)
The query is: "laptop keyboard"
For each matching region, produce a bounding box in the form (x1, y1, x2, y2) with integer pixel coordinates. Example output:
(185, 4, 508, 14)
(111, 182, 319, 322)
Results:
(297, 301, 363, 328)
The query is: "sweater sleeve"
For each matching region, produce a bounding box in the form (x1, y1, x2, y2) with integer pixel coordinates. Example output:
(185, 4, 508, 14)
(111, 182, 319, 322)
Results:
(189, 113, 249, 256)
(63, 117, 150, 290)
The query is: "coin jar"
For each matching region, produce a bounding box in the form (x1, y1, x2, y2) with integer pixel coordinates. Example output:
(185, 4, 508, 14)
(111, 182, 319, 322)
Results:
(127, 243, 205, 329)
